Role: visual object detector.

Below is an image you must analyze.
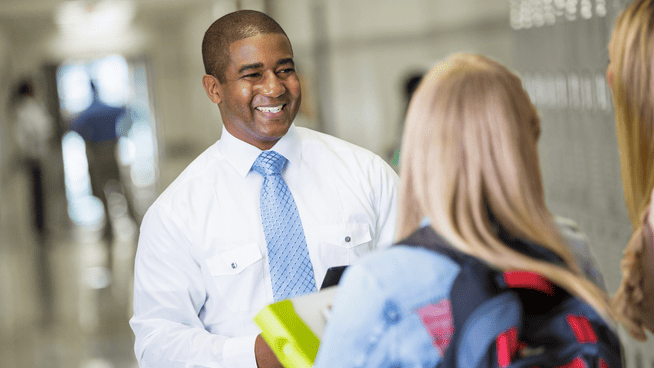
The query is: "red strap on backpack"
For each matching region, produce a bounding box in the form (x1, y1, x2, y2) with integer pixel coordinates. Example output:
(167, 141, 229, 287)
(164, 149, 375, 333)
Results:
(503, 271, 555, 296)
(555, 357, 588, 368)
(496, 327, 519, 368)
(566, 315, 598, 344)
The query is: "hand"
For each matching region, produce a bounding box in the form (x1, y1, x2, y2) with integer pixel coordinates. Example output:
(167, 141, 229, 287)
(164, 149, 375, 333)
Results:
(255, 333, 284, 368)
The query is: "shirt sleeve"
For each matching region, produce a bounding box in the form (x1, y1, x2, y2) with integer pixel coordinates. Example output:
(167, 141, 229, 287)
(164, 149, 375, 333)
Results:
(313, 262, 388, 367)
(370, 155, 400, 250)
(130, 204, 258, 368)
(314, 249, 444, 368)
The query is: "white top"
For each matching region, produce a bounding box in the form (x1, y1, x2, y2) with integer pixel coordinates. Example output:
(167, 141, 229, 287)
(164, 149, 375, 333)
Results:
(14, 98, 52, 159)
(130, 124, 399, 368)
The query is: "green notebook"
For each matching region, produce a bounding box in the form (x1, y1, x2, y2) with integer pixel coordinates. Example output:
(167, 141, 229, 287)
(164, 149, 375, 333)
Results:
(254, 287, 338, 368)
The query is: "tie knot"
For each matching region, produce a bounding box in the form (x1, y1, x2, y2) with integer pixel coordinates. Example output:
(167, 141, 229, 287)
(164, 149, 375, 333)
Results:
(252, 151, 287, 176)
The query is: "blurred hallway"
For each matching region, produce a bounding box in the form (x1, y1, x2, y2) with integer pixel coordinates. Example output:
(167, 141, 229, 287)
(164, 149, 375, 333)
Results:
(0, 1, 652, 367)
(0, 148, 139, 368)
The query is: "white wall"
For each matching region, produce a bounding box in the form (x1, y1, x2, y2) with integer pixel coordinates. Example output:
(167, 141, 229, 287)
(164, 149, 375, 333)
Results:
(0, 26, 13, 337)
(512, 0, 654, 363)
(139, 4, 222, 187)
(274, 0, 512, 158)
(0, 27, 10, 185)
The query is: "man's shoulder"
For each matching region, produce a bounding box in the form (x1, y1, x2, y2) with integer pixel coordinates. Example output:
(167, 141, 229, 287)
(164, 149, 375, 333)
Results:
(152, 143, 223, 208)
(296, 127, 399, 187)
(297, 127, 383, 162)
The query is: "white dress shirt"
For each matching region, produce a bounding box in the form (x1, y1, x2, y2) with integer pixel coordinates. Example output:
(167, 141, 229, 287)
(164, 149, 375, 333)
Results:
(130, 124, 399, 368)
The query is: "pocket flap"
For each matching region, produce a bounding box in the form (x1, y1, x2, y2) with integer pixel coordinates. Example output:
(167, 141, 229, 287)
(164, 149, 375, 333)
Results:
(206, 243, 262, 276)
(321, 223, 372, 248)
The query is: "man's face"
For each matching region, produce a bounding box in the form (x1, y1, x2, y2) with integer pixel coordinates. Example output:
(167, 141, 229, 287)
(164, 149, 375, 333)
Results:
(208, 33, 301, 150)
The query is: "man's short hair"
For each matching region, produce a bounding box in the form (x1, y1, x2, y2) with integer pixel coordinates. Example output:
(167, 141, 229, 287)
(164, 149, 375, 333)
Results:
(202, 10, 290, 84)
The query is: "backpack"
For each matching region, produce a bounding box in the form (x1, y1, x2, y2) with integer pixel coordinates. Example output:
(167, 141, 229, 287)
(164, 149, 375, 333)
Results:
(398, 225, 623, 368)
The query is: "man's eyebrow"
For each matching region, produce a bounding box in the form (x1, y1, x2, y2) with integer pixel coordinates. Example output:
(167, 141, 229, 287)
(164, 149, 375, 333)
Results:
(277, 58, 295, 67)
(237, 59, 294, 74)
(237, 62, 264, 74)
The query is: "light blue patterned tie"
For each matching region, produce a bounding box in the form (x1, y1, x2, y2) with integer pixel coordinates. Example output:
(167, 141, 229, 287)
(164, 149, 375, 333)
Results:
(252, 151, 317, 301)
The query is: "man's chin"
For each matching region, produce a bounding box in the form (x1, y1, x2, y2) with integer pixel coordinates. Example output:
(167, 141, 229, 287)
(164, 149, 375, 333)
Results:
(258, 120, 292, 137)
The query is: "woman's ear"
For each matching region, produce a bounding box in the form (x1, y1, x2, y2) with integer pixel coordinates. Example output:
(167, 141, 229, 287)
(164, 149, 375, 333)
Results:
(202, 74, 222, 104)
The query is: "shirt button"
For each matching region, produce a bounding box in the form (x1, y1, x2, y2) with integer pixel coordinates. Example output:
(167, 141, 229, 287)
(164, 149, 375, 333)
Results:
(345, 236, 351, 243)
(231, 262, 237, 269)
(384, 301, 401, 324)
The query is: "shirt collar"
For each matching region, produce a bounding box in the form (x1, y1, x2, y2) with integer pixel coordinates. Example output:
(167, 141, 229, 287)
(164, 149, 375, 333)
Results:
(217, 124, 302, 178)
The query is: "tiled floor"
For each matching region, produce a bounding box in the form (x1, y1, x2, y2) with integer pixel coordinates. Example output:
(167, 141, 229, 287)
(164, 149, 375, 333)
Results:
(0, 180, 139, 368)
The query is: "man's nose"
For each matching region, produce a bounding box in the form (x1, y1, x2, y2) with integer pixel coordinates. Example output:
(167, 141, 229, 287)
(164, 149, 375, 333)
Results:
(259, 72, 285, 97)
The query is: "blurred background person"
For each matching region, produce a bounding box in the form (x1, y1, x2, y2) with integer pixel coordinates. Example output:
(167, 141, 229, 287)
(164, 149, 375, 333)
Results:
(8, 77, 54, 242)
(606, 0, 654, 341)
(6, 76, 56, 327)
(68, 80, 131, 242)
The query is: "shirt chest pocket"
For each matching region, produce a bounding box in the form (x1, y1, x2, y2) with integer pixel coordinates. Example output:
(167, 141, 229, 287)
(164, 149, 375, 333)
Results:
(319, 223, 373, 267)
(205, 243, 265, 313)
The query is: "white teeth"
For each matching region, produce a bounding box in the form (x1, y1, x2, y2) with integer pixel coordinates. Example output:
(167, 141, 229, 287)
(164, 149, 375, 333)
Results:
(256, 105, 283, 113)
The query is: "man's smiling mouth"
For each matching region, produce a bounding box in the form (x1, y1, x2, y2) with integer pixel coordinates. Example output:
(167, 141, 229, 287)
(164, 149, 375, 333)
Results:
(255, 105, 284, 113)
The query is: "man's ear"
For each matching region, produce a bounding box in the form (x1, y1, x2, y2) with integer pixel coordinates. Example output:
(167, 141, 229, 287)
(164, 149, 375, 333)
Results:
(202, 74, 222, 104)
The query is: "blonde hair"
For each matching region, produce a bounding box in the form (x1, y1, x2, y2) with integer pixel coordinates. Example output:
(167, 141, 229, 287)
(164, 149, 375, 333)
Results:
(608, 0, 654, 340)
(609, 0, 654, 227)
(397, 53, 617, 322)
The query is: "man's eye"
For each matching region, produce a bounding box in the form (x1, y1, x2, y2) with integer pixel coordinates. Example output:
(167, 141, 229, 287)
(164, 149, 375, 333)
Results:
(279, 68, 295, 74)
(243, 73, 261, 79)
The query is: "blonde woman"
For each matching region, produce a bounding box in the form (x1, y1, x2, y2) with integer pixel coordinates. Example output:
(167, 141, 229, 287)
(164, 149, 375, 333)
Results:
(313, 53, 621, 367)
(607, 0, 654, 342)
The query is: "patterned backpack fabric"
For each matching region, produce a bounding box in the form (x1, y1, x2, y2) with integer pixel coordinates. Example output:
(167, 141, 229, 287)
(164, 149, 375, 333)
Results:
(398, 226, 623, 368)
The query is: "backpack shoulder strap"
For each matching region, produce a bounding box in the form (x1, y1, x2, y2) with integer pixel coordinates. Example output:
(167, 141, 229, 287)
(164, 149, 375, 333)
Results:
(396, 225, 479, 266)
(455, 291, 523, 368)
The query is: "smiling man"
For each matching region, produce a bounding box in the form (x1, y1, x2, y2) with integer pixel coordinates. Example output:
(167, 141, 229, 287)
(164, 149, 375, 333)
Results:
(129, 10, 399, 368)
